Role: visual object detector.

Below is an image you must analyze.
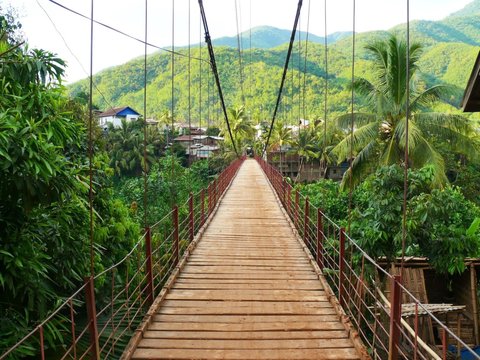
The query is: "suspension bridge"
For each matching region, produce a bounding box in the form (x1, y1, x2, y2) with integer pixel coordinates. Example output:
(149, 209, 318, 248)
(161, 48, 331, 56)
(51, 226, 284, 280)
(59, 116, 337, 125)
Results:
(2, 0, 480, 358)
(2, 157, 478, 360)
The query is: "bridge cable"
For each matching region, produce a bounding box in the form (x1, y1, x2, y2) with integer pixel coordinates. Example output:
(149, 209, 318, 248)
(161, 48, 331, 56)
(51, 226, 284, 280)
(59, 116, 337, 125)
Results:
(47, 0, 209, 65)
(88, 0, 95, 277)
(188, 0, 192, 168)
(347, 0, 356, 234)
(298, 18, 302, 125)
(401, 0, 411, 277)
(198, 0, 239, 157)
(302, 0, 311, 122)
(249, 0, 252, 112)
(35, 0, 115, 111)
(143, 0, 148, 229)
(323, 0, 328, 171)
(262, 0, 304, 157)
(234, 0, 246, 106)
(199, 17, 202, 134)
(171, 0, 176, 206)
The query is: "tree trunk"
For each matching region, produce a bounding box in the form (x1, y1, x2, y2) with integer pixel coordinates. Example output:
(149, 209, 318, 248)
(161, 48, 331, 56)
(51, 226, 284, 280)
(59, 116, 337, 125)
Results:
(295, 157, 304, 183)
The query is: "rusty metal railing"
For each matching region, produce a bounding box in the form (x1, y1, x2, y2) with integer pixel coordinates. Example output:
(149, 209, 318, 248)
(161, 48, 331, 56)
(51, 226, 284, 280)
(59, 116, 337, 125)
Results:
(0, 156, 245, 360)
(257, 156, 480, 360)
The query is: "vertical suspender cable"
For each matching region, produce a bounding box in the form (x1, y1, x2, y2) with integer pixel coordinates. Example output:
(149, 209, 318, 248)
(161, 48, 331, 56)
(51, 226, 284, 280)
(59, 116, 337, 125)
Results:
(143, 0, 148, 229)
(401, 0, 411, 276)
(298, 18, 302, 124)
(262, 0, 303, 157)
(249, 0, 252, 109)
(302, 0, 311, 121)
(88, 0, 94, 277)
(171, 0, 175, 205)
(188, 0, 192, 166)
(323, 0, 328, 163)
(348, 0, 356, 233)
(199, 17, 202, 132)
(235, 0, 245, 106)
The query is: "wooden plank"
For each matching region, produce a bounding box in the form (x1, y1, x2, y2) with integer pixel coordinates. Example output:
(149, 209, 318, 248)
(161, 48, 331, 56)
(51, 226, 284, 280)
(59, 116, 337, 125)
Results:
(177, 273, 320, 280)
(142, 330, 348, 340)
(147, 321, 346, 332)
(172, 282, 323, 290)
(152, 314, 340, 323)
(138, 338, 355, 349)
(164, 289, 327, 301)
(127, 160, 364, 360)
(132, 348, 360, 359)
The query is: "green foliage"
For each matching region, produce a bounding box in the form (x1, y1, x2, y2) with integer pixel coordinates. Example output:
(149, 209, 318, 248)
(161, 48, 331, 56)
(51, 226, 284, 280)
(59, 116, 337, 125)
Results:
(332, 33, 479, 188)
(410, 187, 480, 274)
(296, 180, 348, 222)
(349, 164, 480, 274)
(0, 15, 140, 356)
(114, 156, 214, 226)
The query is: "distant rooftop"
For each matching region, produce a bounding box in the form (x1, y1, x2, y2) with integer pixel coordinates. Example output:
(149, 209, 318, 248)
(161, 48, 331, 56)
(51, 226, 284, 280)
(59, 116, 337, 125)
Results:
(98, 106, 140, 117)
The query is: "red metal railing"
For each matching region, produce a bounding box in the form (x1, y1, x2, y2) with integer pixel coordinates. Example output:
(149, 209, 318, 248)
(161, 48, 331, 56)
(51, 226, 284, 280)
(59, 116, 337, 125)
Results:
(257, 156, 480, 360)
(0, 157, 245, 360)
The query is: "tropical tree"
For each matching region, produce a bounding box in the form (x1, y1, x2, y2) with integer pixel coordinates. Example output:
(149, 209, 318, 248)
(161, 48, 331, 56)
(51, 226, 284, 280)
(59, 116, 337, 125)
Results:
(332, 34, 479, 188)
(221, 105, 255, 153)
(290, 129, 317, 182)
(269, 121, 292, 173)
(314, 120, 343, 178)
(105, 119, 160, 176)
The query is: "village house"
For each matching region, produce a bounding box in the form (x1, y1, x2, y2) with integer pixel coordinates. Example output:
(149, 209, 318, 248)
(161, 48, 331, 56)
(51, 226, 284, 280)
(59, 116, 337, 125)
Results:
(98, 106, 141, 128)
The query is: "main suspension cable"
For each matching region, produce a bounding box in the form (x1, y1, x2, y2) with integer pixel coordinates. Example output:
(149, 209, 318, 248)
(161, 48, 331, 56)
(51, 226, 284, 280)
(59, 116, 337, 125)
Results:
(47, 0, 209, 64)
(262, 0, 304, 157)
(198, 0, 239, 157)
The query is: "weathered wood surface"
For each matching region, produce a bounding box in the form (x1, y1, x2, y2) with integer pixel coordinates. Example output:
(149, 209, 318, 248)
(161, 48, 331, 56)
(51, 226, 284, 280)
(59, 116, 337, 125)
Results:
(132, 159, 362, 359)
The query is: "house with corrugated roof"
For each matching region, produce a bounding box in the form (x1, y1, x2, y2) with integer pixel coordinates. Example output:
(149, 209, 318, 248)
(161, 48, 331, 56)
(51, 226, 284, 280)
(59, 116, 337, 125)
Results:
(98, 106, 140, 128)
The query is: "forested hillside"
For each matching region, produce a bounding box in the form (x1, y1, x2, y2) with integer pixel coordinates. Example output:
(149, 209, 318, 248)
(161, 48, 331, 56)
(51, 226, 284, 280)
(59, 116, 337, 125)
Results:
(69, 0, 480, 124)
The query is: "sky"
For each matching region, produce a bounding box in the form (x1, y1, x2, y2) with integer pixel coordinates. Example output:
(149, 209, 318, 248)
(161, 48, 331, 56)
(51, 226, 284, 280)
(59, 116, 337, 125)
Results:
(3, 0, 473, 83)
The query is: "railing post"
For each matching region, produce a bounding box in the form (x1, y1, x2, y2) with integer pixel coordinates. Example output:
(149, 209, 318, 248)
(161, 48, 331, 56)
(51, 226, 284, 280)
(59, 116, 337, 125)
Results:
(207, 183, 212, 215)
(287, 186, 291, 216)
(304, 197, 309, 244)
(145, 226, 154, 305)
(339, 228, 346, 308)
(282, 178, 286, 206)
(317, 208, 323, 270)
(173, 206, 179, 265)
(294, 190, 299, 229)
(200, 189, 205, 226)
(213, 178, 217, 207)
(84, 276, 100, 360)
(189, 192, 194, 242)
(388, 275, 402, 360)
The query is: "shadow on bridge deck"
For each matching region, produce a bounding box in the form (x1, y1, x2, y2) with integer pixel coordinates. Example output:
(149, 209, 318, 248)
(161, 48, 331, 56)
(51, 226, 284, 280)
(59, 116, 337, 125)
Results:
(126, 159, 367, 360)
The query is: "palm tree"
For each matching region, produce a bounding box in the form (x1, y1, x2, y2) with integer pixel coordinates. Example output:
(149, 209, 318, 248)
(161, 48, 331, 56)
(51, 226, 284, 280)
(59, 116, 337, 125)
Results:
(314, 120, 342, 178)
(291, 129, 317, 182)
(269, 121, 292, 174)
(332, 34, 479, 187)
(221, 105, 255, 152)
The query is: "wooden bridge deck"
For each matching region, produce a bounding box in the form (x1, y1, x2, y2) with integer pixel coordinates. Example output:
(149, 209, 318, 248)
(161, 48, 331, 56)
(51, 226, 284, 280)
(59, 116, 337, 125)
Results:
(130, 159, 364, 360)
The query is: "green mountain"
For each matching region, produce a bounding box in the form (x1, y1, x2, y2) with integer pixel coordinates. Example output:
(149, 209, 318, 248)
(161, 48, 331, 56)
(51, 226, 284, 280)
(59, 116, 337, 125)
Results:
(212, 25, 351, 49)
(69, 1, 480, 124)
(448, 0, 480, 18)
